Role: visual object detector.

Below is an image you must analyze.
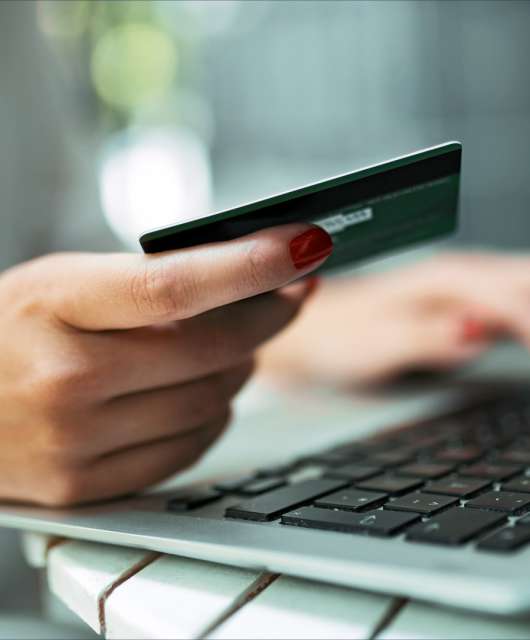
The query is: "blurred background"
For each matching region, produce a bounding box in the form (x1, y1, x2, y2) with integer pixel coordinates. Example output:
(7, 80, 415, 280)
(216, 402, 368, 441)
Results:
(2, 0, 530, 262)
(1, 0, 530, 633)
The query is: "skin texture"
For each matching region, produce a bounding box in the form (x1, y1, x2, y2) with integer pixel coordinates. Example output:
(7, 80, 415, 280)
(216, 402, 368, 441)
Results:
(260, 252, 530, 386)
(0, 223, 331, 507)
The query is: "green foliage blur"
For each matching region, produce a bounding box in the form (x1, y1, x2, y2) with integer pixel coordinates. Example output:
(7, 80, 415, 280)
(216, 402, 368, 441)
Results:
(37, 0, 199, 131)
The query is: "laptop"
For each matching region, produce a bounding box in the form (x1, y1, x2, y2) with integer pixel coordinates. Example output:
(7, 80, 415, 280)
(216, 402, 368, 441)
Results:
(1, 348, 530, 616)
(2, 142, 530, 614)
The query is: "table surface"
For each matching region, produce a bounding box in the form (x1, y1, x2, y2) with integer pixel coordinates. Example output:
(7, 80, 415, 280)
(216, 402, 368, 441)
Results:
(20, 346, 530, 639)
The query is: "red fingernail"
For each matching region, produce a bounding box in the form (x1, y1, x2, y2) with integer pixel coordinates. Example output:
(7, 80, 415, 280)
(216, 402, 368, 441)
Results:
(461, 317, 486, 342)
(290, 227, 333, 270)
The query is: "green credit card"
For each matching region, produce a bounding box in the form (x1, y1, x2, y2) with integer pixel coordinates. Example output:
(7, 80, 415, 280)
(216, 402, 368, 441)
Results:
(140, 141, 461, 272)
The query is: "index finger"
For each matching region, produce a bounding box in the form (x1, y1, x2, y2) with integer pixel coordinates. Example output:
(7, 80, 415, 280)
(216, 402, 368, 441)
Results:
(46, 223, 332, 330)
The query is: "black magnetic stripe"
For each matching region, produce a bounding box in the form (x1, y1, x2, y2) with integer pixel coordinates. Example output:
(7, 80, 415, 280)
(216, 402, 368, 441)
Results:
(141, 150, 461, 254)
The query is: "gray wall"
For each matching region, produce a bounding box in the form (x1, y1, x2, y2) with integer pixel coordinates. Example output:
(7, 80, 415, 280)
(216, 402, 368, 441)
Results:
(204, 0, 530, 250)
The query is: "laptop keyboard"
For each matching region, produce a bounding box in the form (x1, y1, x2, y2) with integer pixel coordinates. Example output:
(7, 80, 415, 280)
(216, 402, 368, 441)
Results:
(167, 391, 530, 553)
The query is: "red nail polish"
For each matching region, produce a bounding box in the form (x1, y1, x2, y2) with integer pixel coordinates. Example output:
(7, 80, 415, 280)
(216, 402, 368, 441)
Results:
(290, 227, 333, 270)
(461, 317, 486, 342)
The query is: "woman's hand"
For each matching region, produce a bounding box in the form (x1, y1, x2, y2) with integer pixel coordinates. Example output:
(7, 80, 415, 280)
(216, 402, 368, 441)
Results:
(0, 224, 332, 506)
(259, 252, 530, 386)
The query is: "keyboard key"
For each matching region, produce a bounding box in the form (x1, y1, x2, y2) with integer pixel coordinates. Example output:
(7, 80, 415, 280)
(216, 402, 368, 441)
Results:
(385, 493, 457, 515)
(396, 462, 454, 479)
(460, 463, 521, 481)
(214, 476, 256, 493)
(282, 507, 419, 537)
(466, 491, 530, 514)
(225, 478, 347, 522)
(406, 508, 505, 545)
(435, 446, 483, 463)
(256, 463, 295, 478)
(477, 526, 530, 552)
(167, 489, 222, 512)
(236, 478, 287, 496)
(289, 465, 326, 483)
(315, 489, 387, 511)
(325, 463, 381, 482)
(356, 474, 423, 495)
(422, 476, 491, 498)
(504, 475, 530, 493)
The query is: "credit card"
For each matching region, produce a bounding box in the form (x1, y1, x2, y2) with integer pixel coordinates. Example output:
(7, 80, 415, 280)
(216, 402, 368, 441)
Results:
(140, 141, 461, 272)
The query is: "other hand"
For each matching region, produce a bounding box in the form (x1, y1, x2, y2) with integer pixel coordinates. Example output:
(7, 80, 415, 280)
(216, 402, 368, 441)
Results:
(260, 252, 530, 385)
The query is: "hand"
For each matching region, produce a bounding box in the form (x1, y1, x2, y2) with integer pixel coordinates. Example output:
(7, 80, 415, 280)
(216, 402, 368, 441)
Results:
(259, 252, 530, 386)
(0, 224, 332, 506)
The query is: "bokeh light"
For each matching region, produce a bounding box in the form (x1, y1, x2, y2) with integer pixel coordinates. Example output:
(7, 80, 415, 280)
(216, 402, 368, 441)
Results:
(99, 127, 211, 248)
(91, 22, 178, 112)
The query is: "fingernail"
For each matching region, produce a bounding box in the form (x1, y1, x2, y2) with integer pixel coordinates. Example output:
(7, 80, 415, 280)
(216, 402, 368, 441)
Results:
(289, 226, 333, 270)
(460, 317, 487, 342)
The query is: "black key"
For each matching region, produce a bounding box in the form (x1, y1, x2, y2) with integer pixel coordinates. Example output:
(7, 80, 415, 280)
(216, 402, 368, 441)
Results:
(256, 463, 295, 478)
(466, 491, 530, 515)
(385, 493, 457, 515)
(167, 488, 221, 512)
(460, 463, 521, 481)
(366, 449, 414, 467)
(436, 446, 483, 463)
(396, 462, 454, 479)
(406, 508, 505, 545)
(225, 478, 347, 522)
(498, 450, 530, 465)
(356, 474, 423, 495)
(315, 489, 387, 511)
(477, 526, 530, 552)
(237, 478, 287, 496)
(215, 476, 256, 493)
(282, 507, 419, 537)
(325, 463, 381, 482)
(504, 475, 530, 494)
(422, 476, 491, 498)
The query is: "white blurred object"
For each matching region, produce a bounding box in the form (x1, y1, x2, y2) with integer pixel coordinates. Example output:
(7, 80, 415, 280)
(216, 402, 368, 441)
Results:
(99, 127, 212, 249)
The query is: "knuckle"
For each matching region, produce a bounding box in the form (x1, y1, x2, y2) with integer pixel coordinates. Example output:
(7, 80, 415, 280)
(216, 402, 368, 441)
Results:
(130, 260, 196, 321)
(39, 418, 84, 458)
(40, 468, 86, 507)
(243, 242, 273, 293)
(29, 354, 98, 409)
